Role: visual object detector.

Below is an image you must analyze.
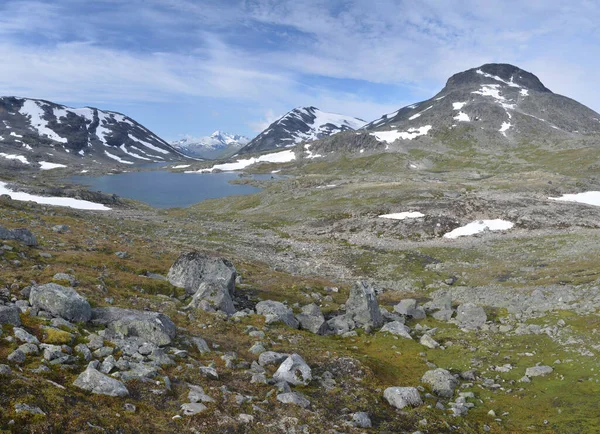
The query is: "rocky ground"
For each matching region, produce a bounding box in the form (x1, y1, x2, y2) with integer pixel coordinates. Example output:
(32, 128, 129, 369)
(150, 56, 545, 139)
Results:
(1, 147, 600, 433)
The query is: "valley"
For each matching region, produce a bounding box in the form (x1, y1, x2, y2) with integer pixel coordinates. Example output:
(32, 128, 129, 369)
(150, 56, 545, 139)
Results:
(1, 63, 600, 433)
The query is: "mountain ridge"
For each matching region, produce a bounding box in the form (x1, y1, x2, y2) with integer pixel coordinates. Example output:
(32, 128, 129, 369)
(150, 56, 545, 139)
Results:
(171, 131, 249, 159)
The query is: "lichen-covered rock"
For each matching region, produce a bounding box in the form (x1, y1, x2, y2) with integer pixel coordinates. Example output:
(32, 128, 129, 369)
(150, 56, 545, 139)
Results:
(186, 281, 235, 315)
(421, 368, 459, 398)
(167, 251, 236, 296)
(73, 367, 129, 397)
(345, 281, 383, 329)
(29, 283, 91, 323)
(0, 305, 21, 326)
(273, 354, 312, 385)
(0, 226, 37, 246)
(380, 321, 412, 339)
(255, 300, 299, 328)
(383, 387, 423, 409)
(455, 303, 487, 330)
(91, 307, 176, 346)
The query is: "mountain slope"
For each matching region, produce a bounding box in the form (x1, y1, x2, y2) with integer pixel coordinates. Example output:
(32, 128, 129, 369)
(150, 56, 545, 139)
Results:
(171, 131, 249, 159)
(239, 106, 366, 154)
(0, 97, 187, 167)
(361, 64, 600, 147)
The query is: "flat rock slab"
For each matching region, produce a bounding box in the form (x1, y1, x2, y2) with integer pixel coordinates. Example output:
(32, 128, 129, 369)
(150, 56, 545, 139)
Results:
(91, 307, 176, 346)
(525, 365, 553, 377)
(73, 367, 129, 397)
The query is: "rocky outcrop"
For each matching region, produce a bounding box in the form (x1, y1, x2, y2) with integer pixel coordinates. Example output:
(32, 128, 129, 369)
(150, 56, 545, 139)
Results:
(91, 307, 176, 346)
(29, 283, 91, 323)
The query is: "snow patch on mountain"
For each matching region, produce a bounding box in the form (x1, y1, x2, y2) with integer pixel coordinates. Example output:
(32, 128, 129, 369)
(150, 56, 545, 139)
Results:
(370, 126, 432, 143)
(19, 100, 68, 143)
(187, 149, 296, 173)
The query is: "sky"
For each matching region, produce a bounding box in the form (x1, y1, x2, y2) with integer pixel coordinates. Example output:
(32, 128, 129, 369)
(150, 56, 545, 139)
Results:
(0, 0, 599, 142)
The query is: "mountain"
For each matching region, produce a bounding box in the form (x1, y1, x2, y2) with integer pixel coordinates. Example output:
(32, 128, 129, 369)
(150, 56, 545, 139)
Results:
(359, 63, 600, 147)
(171, 131, 249, 159)
(0, 97, 187, 168)
(239, 106, 366, 154)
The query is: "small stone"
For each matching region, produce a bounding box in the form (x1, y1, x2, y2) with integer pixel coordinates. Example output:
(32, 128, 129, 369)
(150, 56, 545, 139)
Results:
(181, 402, 207, 416)
(352, 412, 372, 428)
(525, 366, 553, 377)
(420, 334, 440, 349)
(200, 366, 219, 380)
(7, 349, 26, 364)
(276, 392, 310, 408)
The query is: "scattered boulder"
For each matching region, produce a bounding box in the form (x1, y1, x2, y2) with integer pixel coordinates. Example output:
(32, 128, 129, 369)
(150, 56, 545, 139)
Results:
(420, 334, 440, 349)
(296, 303, 328, 334)
(326, 314, 355, 335)
(351, 412, 372, 428)
(52, 225, 69, 234)
(422, 368, 459, 398)
(53, 273, 78, 286)
(14, 403, 45, 415)
(186, 281, 235, 315)
(380, 321, 412, 339)
(29, 283, 91, 323)
(383, 387, 423, 409)
(115, 251, 129, 259)
(258, 351, 289, 367)
(276, 392, 310, 408)
(181, 402, 208, 416)
(0, 226, 37, 246)
(73, 367, 129, 397)
(255, 301, 299, 329)
(0, 305, 21, 326)
(455, 303, 487, 330)
(273, 354, 312, 386)
(345, 281, 383, 329)
(525, 365, 553, 377)
(91, 307, 176, 346)
(190, 336, 210, 354)
(393, 299, 426, 319)
(167, 251, 236, 296)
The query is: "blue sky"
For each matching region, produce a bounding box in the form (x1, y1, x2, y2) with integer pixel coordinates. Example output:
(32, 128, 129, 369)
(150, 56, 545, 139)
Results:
(0, 0, 599, 141)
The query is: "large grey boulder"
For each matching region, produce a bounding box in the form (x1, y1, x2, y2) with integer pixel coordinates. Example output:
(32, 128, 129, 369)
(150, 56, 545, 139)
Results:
(383, 387, 423, 409)
(255, 301, 299, 329)
(167, 251, 236, 296)
(345, 281, 383, 329)
(455, 303, 487, 330)
(0, 305, 21, 326)
(73, 367, 129, 397)
(273, 354, 312, 386)
(186, 281, 235, 315)
(0, 226, 37, 246)
(421, 368, 459, 398)
(296, 304, 329, 335)
(29, 283, 91, 323)
(91, 307, 176, 346)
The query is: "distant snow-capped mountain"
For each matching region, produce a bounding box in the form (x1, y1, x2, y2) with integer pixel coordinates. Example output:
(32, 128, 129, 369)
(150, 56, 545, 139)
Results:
(239, 106, 366, 154)
(0, 96, 186, 168)
(171, 131, 249, 159)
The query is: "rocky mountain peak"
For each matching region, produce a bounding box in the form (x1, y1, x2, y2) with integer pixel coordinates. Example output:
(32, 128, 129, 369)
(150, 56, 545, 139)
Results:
(444, 63, 551, 93)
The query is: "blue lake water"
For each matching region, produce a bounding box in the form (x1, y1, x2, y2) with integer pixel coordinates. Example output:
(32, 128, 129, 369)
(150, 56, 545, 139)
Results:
(68, 171, 278, 208)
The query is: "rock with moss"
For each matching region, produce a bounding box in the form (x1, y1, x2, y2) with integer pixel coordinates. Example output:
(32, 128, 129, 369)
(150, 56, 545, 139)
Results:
(29, 283, 91, 323)
(167, 251, 236, 296)
(384, 387, 423, 409)
(0, 305, 21, 326)
(0, 226, 37, 246)
(421, 368, 459, 398)
(73, 367, 129, 397)
(91, 307, 176, 346)
(345, 281, 383, 329)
